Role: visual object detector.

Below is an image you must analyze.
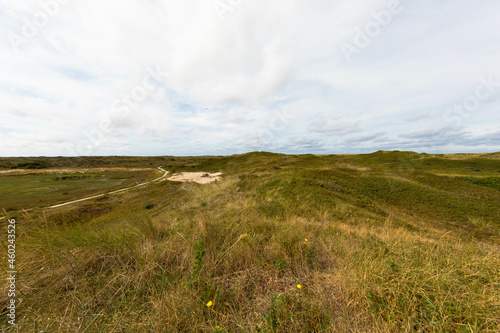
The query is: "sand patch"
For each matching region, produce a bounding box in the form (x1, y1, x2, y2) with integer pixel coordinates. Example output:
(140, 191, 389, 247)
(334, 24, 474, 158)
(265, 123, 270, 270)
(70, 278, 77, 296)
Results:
(167, 172, 222, 184)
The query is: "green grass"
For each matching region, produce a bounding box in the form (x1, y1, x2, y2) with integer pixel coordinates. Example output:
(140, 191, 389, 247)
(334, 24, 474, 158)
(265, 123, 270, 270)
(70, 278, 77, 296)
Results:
(1, 151, 499, 332)
(455, 176, 500, 192)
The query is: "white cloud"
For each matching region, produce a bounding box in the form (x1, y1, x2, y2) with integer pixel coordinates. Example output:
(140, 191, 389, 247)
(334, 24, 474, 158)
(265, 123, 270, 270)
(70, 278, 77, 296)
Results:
(1, 0, 500, 156)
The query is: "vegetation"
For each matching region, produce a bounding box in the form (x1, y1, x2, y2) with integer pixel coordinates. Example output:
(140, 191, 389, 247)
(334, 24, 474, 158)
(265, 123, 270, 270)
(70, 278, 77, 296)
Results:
(0, 155, 222, 170)
(456, 176, 500, 192)
(1, 151, 499, 332)
(0, 170, 158, 212)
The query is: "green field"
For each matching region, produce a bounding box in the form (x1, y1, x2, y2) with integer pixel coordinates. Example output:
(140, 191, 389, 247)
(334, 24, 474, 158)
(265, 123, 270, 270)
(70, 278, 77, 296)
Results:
(1, 151, 499, 332)
(0, 169, 159, 212)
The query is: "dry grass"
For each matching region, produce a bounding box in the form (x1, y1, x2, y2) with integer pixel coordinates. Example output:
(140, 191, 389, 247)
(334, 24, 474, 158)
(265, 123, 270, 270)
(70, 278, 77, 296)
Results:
(1, 152, 499, 332)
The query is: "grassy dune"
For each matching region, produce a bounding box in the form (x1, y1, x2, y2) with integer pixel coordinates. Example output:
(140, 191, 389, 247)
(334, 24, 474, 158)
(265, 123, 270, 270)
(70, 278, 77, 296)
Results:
(1, 151, 500, 332)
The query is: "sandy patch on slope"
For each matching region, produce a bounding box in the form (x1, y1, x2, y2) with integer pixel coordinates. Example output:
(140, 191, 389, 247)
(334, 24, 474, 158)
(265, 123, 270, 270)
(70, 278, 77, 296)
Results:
(167, 172, 222, 184)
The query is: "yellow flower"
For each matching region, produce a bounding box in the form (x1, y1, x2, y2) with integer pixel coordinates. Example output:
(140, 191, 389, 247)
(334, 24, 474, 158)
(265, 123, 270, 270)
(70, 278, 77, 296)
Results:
(206, 301, 213, 307)
(304, 238, 308, 242)
(297, 284, 302, 289)
(216, 326, 220, 329)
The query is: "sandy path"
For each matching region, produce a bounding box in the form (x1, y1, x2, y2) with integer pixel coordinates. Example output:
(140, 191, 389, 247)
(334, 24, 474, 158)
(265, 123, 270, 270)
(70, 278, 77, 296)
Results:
(48, 167, 169, 208)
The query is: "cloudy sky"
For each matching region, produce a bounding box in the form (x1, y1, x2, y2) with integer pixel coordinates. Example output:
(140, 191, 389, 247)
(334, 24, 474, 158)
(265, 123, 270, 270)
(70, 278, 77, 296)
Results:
(1, 0, 499, 156)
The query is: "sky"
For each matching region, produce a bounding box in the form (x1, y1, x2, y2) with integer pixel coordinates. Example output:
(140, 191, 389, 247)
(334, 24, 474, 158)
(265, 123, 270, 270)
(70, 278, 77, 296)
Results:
(1, 0, 499, 157)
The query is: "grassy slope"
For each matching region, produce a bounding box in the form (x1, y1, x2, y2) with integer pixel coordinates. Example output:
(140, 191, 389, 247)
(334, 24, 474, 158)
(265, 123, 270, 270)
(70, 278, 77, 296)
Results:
(1, 151, 500, 332)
